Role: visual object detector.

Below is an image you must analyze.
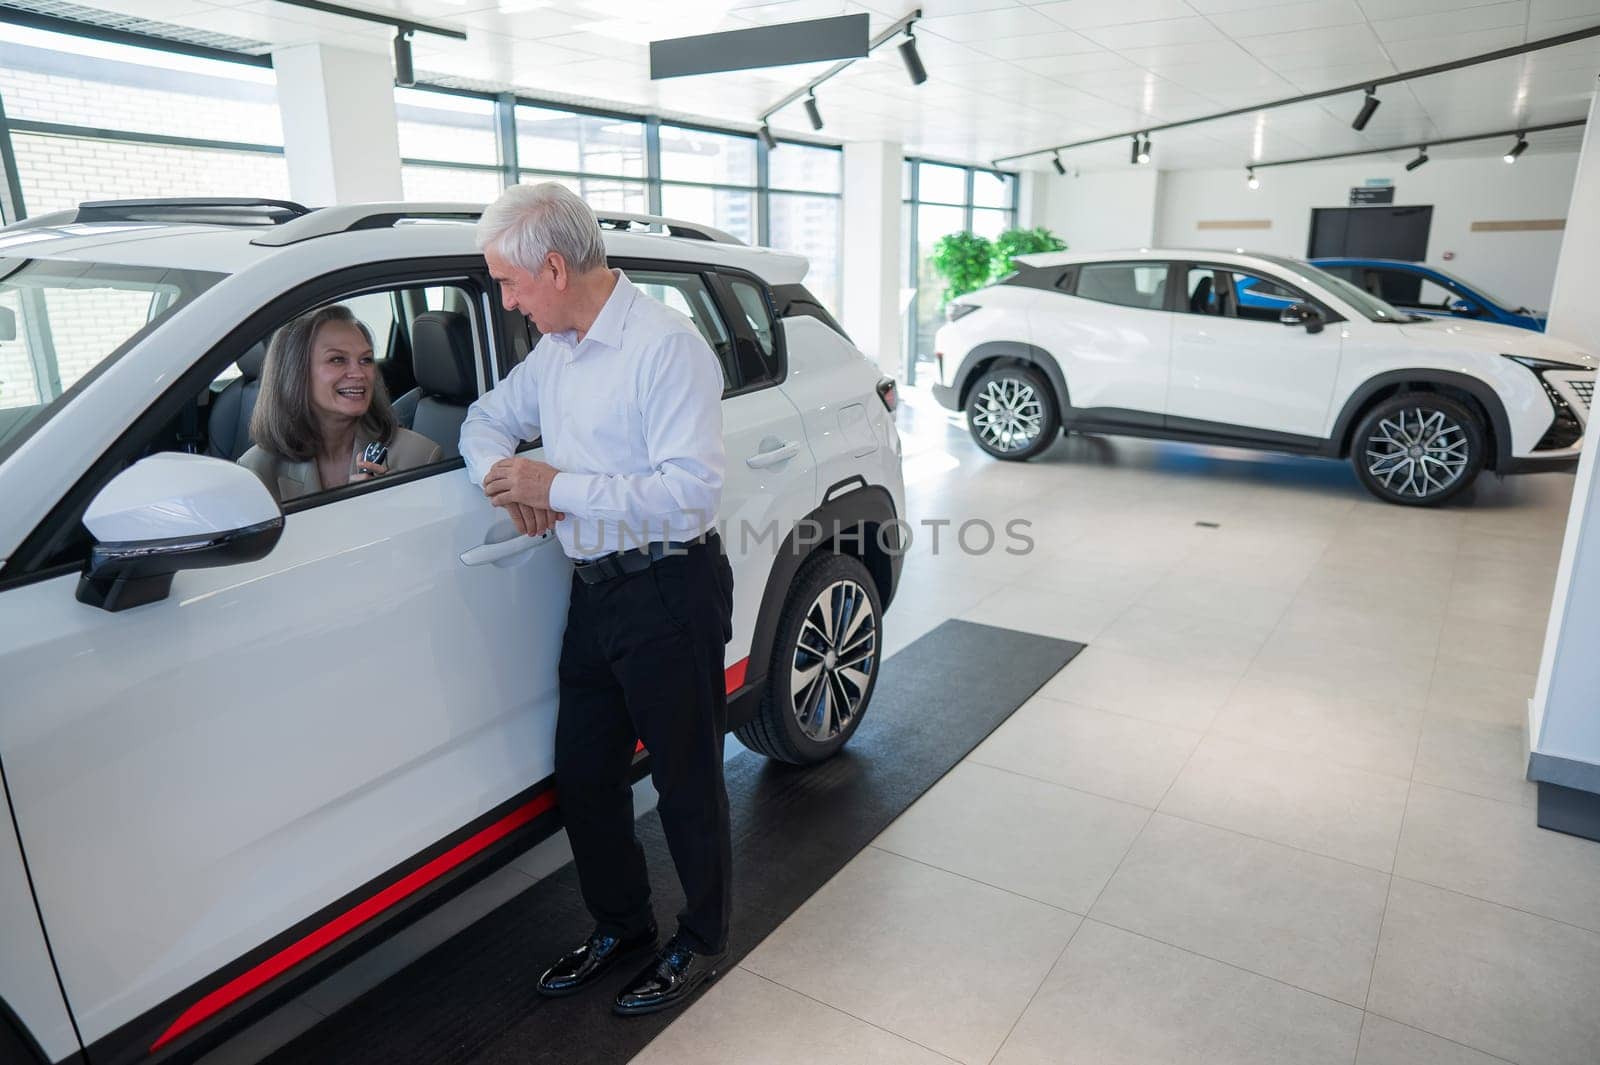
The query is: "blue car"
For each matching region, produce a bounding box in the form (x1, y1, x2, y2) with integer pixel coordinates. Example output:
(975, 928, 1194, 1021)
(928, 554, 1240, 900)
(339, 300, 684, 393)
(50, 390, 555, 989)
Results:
(1295, 259, 1544, 331)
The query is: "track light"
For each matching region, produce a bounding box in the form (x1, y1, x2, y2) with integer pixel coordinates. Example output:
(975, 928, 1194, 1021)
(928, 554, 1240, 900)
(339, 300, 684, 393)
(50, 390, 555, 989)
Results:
(803, 92, 823, 131)
(1406, 147, 1429, 171)
(1137, 135, 1151, 165)
(899, 29, 927, 86)
(1353, 87, 1380, 131)
(1052, 152, 1066, 176)
(1247, 167, 1259, 189)
(392, 28, 414, 87)
(1504, 134, 1528, 163)
(758, 124, 777, 150)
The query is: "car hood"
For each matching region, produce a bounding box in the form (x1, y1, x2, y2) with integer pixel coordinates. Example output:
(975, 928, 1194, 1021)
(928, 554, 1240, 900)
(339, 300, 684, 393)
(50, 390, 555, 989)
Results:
(1396, 318, 1596, 368)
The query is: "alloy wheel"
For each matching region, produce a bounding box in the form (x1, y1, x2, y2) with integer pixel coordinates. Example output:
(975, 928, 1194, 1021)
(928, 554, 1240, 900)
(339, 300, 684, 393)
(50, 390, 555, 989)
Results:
(790, 578, 877, 743)
(971, 376, 1044, 453)
(1364, 406, 1470, 500)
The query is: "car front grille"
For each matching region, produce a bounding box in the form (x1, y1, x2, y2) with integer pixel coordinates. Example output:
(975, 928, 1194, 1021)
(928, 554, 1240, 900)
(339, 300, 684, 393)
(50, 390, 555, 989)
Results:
(1571, 378, 1593, 411)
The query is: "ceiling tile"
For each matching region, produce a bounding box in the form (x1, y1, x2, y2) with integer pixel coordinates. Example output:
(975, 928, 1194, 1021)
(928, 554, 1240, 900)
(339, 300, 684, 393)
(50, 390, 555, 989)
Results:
(971, 29, 1103, 58)
(1013, 49, 1140, 75)
(1208, 0, 1367, 37)
(1381, 26, 1527, 67)
(1531, 0, 1600, 19)
(920, 5, 1064, 40)
(1027, 0, 1197, 30)
(1082, 17, 1227, 51)
(1372, 0, 1528, 42)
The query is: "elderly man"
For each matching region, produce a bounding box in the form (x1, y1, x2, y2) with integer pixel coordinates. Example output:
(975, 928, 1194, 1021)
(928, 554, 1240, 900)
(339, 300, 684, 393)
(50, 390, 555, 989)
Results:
(459, 183, 735, 1017)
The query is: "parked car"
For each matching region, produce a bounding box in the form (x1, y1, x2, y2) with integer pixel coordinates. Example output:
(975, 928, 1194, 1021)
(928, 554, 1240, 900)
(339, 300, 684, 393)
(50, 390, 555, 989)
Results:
(933, 249, 1593, 506)
(0, 199, 904, 1065)
(1307, 258, 1547, 331)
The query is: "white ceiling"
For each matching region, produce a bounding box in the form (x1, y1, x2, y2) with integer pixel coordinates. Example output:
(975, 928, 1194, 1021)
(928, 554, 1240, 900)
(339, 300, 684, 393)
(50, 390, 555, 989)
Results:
(45, 0, 1600, 171)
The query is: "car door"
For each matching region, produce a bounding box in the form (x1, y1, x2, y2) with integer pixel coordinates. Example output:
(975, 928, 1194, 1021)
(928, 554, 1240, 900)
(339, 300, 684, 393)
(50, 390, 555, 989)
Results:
(1031, 261, 1174, 421)
(0, 262, 571, 1054)
(1167, 263, 1343, 439)
(615, 261, 818, 684)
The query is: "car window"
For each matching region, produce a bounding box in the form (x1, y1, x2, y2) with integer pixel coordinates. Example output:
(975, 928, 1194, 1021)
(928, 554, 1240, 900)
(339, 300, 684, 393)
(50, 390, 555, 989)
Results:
(1073, 263, 1168, 310)
(0, 258, 222, 459)
(623, 269, 735, 390)
(727, 277, 776, 363)
(1228, 270, 1306, 323)
(1183, 267, 1227, 316)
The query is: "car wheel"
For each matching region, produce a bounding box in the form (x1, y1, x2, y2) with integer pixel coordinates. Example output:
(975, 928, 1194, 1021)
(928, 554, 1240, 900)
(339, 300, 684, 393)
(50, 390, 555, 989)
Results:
(735, 552, 882, 765)
(1351, 392, 1484, 507)
(966, 364, 1060, 461)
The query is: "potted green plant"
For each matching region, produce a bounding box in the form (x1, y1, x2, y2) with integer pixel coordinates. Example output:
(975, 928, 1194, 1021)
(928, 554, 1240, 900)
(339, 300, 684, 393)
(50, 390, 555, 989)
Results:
(990, 226, 1067, 282)
(929, 231, 993, 306)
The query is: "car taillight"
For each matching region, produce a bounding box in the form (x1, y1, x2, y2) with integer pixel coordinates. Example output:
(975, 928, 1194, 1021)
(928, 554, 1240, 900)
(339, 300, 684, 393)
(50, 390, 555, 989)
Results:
(876, 377, 898, 413)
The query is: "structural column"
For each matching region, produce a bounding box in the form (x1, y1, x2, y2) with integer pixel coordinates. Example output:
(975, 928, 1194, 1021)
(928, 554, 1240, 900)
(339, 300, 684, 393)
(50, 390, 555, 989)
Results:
(841, 141, 903, 380)
(1528, 77, 1600, 841)
(271, 44, 403, 205)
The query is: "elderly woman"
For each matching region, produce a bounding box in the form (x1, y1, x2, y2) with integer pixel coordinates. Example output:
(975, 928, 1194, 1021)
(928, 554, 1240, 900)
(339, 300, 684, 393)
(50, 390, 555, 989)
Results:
(240, 304, 441, 502)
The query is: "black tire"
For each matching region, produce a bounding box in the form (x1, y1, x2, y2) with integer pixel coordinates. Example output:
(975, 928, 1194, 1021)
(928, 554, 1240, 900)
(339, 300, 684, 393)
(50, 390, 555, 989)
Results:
(966, 364, 1060, 461)
(734, 552, 882, 765)
(1351, 391, 1485, 506)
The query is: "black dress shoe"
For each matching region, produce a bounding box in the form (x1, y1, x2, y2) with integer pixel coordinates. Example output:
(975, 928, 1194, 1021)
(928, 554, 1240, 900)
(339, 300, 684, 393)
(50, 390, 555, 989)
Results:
(536, 924, 657, 998)
(612, 936, 724, 1016)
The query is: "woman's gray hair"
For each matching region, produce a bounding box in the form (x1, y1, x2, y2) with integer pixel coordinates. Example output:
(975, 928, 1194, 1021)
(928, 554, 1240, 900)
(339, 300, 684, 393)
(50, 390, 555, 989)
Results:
(250, 303, 396, 462)
(475, 182, 607, 275)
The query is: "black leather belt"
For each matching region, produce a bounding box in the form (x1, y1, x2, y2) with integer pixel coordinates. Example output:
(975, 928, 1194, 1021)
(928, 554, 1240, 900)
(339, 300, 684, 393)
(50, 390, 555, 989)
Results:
(572, 534, 711, 585)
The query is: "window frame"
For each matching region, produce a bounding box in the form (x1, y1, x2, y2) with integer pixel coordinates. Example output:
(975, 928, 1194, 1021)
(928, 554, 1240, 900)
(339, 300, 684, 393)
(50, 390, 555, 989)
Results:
(1067, 260, 1175, 312)
(1180, 260, 1343, 326)
(2, 256, 498, 583)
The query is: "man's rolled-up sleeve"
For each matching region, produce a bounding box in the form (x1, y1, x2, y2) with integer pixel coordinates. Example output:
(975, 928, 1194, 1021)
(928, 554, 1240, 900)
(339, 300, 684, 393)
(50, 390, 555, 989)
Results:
(459, 347, 543, 488)
(548, 331, 724, 526)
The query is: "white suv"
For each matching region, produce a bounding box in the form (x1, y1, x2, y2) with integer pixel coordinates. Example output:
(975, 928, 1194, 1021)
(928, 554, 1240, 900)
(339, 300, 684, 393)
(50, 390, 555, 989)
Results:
(0, 200, 904, 1065)
(934, 249, 1595, 506)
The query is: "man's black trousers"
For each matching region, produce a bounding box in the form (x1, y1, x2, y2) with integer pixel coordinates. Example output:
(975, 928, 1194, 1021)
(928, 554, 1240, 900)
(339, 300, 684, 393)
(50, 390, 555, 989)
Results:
(555, 532, 736, 955)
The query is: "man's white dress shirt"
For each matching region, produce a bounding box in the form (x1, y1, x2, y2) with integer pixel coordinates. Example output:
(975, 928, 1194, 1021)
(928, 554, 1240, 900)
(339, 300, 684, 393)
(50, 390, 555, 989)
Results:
(460, 271, 726, 560)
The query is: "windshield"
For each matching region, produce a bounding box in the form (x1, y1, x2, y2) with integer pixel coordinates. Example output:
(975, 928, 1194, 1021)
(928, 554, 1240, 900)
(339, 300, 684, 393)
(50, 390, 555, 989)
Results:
(0, 258, 222, 454)
(1421, 265, 1521, 312)
(1252, 253, 1413, 323)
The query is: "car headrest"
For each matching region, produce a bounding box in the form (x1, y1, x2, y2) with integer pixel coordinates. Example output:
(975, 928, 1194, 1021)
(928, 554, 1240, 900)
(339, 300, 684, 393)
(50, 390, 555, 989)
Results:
(236, 340, 268, 380)
(412, 311, 477, 403)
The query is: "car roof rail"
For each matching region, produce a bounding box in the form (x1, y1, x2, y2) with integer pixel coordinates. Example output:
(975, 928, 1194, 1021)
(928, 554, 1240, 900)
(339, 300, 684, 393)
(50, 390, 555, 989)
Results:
(250, 202, 485, 247)
(71, 198, 313, 226)
(594, 212, 742, 245)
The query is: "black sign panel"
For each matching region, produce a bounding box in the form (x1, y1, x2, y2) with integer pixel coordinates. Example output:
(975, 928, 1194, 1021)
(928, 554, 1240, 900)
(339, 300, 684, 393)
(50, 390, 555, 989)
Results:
(1350, 186, 1396, 206)
(650, 14, 869, 79)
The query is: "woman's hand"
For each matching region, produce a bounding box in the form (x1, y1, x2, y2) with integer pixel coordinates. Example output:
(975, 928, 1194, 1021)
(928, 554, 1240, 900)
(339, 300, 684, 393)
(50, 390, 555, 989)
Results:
(351, 460, 389, 480)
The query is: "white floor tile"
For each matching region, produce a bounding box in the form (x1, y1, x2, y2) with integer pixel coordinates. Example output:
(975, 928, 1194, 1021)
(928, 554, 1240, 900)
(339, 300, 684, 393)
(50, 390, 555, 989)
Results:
(1427, 662, 1538, 726)
(991, 920, 1362, 1065)
(1412, 716, 1537, 808)
(1089, 814, 1390, 1005)
(1095, 604, 1275, 675)
(1246, 630, 1433, 708)
(1355, 1015, 1510, 1065)
(960, 582, 1127, 644)
(1039, 645, 1238, 731)
(1159, 735, 1410, 871)
(969, 695, 1202, 808)
(743, 848, 1079, 1065)
(1211, 676, 1423, 779)
(875, 761, 1148, 914)
(1368, 879, 1600, 1065)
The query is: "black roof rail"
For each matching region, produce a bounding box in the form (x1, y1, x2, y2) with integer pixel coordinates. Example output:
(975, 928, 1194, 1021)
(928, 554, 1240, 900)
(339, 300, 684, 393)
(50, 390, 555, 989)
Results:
(594, 213, 741, 245)
(72, 198, 314, 226)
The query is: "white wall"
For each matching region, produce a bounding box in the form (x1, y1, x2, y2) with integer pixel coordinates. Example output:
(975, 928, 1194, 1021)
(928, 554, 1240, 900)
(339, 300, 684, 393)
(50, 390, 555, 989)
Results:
(841, 141, 903, 378)
(1039, 168, 1161, 252)
(272, 44, 403, 205)
(1152, 154, 1579, 313)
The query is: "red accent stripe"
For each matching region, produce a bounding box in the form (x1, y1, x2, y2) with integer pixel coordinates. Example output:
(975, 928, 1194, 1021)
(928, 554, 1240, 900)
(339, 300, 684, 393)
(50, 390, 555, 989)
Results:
(725, 657, 748, 693)
(149, 789, 559, 1052)
(151, 656, 754, 1052)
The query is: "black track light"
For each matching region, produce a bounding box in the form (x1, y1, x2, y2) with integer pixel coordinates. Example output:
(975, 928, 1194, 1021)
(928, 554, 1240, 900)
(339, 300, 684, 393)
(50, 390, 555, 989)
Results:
(1504, 134, 1528, 163)
(758, 123, 777, 150)
(1406, 147, 1429, 171)
(1137, 135, 1151, 165)
(1052, 152, 1066, 176)
(1352, 87, 1380, 131)
(803, 92, 823, 131)
(899, 30, 927, 86)
(1247, 167, 1259, 189)
(392, 28, 414, 87)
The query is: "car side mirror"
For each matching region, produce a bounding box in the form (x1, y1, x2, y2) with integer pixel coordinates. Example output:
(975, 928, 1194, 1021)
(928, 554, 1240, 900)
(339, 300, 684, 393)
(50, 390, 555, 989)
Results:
(1449, 299, 1482, 317)
(1280, 302, 1325, 334)
(76, 453, 284, 612)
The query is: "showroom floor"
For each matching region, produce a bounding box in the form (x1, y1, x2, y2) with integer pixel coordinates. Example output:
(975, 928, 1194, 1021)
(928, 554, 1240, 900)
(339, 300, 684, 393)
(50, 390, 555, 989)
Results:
(629, 384, 1600, 1065)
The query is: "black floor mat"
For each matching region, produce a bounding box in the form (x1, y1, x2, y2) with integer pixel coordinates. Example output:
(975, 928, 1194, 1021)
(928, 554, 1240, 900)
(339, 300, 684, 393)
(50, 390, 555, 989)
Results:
(263, 619, 1082, 1065)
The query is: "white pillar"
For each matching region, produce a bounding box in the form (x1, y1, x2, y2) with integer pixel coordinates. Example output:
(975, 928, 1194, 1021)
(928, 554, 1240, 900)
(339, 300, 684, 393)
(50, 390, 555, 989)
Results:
(1527, 79, 1600, 841)
(271, 44, 403, 205)
(1016, 169, 1049, 230)
(841, 141, 903, 379)
(1546, 79, 1600, 346)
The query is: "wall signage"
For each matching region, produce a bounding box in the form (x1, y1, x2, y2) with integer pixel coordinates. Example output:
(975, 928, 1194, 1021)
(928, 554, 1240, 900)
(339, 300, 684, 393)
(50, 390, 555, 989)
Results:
(1350, 186, 1396, 206)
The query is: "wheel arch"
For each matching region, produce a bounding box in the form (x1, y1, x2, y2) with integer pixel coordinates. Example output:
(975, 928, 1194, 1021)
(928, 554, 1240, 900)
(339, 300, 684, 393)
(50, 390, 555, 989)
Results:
(952, 341, 1070, 414)
(730, 479, 901, 729)
(1330, 370, 1513, 472)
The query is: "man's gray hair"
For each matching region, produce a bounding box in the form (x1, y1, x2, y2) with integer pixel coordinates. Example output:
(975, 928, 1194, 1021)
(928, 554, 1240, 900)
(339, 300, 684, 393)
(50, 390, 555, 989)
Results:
(476, 182, 607, 275)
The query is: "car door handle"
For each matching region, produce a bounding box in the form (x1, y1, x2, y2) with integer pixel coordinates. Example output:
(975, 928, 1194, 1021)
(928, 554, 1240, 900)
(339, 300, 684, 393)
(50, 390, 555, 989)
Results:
(460, 531, 553, 566)
(745, 441, 802, 469)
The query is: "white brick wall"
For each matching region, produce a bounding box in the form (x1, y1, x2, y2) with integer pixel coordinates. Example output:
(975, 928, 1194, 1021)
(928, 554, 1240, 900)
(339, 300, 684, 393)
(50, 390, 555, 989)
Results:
(13, 132, 290, 215)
